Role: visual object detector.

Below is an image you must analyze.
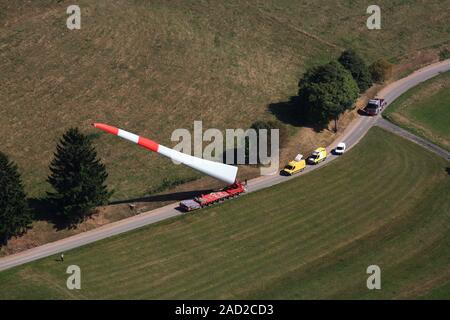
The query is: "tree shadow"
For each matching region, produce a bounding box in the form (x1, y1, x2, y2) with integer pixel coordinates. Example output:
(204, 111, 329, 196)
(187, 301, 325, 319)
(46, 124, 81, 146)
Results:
(29, 198, 55, 221)
(27, 187, 219, 231)
(28, 198, 82, 230)
(110, 188, 214, 205)
(446, 167, 450, 175)
(357, 109, 370, 116)
(268, 96, 324, 132)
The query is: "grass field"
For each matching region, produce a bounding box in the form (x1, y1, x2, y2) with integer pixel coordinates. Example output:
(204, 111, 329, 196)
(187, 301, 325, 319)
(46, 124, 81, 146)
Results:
(384, 71, 450, 151)
(1, 1, 450, 200)
(0, 127, 449, 299)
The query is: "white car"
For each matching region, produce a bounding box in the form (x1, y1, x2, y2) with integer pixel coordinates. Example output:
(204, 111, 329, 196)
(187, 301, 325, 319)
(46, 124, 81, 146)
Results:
(334, 142, 346, 155)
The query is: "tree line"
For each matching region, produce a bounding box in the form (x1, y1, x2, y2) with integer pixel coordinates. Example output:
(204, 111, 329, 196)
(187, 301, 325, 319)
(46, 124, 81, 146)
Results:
(1, 128, 110, 244)
(297, 49, 392, 131)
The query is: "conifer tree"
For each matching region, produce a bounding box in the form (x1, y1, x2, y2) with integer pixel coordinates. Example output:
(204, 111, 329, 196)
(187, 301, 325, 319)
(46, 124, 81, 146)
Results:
(47, 128, 110, 224)
(0, 152, 31, 243)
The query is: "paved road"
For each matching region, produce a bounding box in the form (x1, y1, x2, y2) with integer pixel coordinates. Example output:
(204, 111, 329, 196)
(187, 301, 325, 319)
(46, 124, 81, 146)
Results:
(1, 60, 450, 272)
(376, 118, 450, 160)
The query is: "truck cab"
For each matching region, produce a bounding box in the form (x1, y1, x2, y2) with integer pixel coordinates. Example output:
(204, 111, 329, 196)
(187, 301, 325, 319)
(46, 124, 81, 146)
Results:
(364, 98, 386, 116)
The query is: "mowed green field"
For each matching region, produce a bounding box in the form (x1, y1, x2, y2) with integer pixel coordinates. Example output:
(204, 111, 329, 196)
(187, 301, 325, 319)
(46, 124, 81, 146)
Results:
(1, 0, 450, 200)
(384, 71, 450, 151)
(0, 127, 449, 299)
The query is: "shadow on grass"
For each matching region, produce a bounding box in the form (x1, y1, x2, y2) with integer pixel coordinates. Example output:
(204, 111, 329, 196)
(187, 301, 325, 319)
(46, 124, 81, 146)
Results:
(357, 109, 369, 116)
(268, 96, 324, 132)
(28, 198, 81, 230)
(27, 187, 216, 231)
(110, 188, 214, 205)
(446, 167, 450, 175)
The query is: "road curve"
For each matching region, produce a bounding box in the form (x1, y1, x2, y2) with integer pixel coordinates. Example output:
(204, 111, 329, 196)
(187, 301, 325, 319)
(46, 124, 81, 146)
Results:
(1, 59, 450, 272)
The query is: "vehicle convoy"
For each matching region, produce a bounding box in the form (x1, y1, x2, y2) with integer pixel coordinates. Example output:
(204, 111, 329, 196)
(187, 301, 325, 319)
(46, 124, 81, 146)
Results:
(281, 154, 306, 175)
(307, 147, 327, 164)
(364, 98, 386, 116)
(180, 181, 246, 211)
(92, 123, 339, 212)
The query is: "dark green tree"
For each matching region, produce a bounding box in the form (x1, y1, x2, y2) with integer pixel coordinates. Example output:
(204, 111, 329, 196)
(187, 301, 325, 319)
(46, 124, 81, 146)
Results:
(0, 152, 32, 244)
(298, 61, 359, 131)
(338, 49, 373, 92)
(47, 128, 110, 224)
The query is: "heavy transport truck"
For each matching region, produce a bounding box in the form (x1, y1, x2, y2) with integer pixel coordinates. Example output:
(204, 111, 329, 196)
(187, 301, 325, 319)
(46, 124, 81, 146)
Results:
(364, 98, 386, 116)
(180, 181, 246, 211)
(92, 123, 245, 212)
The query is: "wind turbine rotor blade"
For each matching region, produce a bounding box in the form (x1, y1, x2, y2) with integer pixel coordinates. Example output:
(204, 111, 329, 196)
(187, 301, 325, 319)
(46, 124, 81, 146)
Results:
(92, 123, 238, 184)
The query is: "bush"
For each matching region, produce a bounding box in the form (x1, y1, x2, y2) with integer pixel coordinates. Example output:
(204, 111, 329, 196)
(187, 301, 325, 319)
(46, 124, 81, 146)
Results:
(439, 48, 450, 61)
(240, 121, 276, 164)
(370, 59, 393, 83)
(224, 120, 287, 165)
(251, 120, 288, 147)
(338, 49, 373, 92)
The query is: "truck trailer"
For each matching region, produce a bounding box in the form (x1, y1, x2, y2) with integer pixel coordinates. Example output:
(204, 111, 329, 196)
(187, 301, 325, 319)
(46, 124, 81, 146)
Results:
(180, 181, 246, 211)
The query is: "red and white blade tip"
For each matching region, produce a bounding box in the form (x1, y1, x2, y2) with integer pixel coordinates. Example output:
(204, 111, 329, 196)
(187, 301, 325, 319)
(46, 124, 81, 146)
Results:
(92, 123, 118, 135)
(92, 122, 238, 184)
